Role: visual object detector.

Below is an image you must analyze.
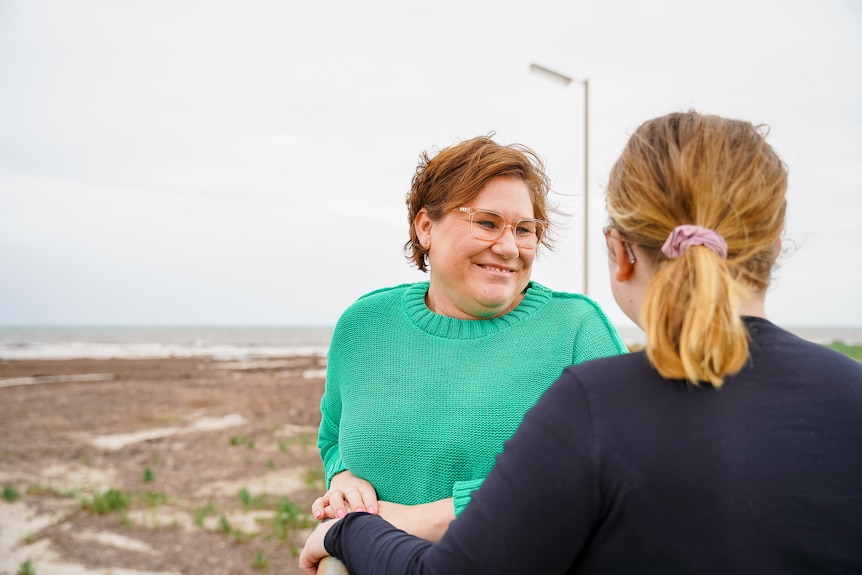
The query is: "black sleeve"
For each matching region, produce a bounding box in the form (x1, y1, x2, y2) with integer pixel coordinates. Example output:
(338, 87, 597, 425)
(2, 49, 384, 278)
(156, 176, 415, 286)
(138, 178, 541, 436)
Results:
(325, 369, 602, 574)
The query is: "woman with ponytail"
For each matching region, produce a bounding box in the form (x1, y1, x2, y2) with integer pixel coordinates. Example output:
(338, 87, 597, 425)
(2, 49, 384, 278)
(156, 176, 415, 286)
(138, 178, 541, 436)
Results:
(603, 111, 787, 387)
(301, 112, 862, 574)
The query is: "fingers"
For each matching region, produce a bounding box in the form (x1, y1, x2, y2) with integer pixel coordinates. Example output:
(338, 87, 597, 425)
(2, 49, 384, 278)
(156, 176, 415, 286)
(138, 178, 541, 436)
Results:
(313, 471, 380, 519)
(312, 491, 346, 520)
(311, 487, 379, 520)
(329, 470, 378, 513)
(298, 554, 318, 574)
(340, 484, 377, 514)
(298, 538, 324, 574)
(311, 497, 330, 520)
(353, 483, 379, 515)
(298, 519, 336, 574)
(298, 545, 319, 573)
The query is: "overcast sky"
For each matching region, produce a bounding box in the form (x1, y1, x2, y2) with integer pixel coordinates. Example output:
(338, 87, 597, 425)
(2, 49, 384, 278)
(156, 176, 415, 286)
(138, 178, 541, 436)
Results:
(1, 0, 860, 328)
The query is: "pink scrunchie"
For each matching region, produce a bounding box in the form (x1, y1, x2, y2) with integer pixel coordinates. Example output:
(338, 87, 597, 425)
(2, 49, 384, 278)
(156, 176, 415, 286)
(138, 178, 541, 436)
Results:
(661, 225, 728, 259)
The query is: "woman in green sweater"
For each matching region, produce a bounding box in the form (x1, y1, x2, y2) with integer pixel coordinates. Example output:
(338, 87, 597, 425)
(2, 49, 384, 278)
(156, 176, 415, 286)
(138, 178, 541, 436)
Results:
(312, 135, 627, 540)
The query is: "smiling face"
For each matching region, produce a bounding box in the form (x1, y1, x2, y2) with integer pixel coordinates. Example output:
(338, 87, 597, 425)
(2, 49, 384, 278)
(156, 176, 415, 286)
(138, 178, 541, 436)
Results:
(416, 176, 538, 319)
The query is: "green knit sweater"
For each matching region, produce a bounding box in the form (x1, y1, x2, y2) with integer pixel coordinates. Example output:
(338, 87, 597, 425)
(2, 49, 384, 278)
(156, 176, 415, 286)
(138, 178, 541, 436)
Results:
(318, 281, 627, 515)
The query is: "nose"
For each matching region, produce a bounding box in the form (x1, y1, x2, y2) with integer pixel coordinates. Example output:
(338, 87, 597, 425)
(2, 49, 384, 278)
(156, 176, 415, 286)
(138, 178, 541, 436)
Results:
(491, 225, 521, 259)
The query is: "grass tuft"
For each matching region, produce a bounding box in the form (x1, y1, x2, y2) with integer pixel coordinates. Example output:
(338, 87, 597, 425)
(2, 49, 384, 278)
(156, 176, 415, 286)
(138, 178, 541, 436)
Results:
(3, 485, 20, 502)
(238, 488, 268, 510)
(271, 497, 300, 541)
(229, 435, 255, 449)
(194, 502, 217, 526)
(84, 489, 129, 515)
(252, 550, 269, 570)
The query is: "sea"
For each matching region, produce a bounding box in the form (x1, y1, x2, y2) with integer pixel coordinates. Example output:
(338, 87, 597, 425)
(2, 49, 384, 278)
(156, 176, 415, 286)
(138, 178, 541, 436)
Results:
(0, 326, 334, 361)
(0, 324, 861, 361)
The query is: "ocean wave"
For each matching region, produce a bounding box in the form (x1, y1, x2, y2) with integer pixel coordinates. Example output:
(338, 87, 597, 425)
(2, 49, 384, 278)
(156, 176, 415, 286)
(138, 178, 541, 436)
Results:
(0, 326, 332, 360)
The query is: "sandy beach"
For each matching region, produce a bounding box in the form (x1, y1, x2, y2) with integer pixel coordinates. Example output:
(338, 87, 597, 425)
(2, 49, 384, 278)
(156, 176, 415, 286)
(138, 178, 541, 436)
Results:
(0, 356, 327, 575)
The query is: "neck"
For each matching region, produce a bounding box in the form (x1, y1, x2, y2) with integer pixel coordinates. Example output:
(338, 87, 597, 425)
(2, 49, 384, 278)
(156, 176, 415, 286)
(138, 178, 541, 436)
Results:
(738, 291, 767, 319)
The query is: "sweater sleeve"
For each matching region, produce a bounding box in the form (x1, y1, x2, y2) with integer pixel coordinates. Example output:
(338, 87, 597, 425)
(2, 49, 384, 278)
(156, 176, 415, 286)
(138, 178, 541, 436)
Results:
(326, 370, 601, 574)
(318, 389, 346, 486)
(317, 323, 349, 486)
(452, 478, 483, 516)
(318, 396, 345, 487)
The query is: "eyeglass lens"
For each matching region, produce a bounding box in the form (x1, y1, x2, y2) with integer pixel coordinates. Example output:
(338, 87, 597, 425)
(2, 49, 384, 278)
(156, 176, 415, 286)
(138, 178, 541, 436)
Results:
(470, 210, 543, 248)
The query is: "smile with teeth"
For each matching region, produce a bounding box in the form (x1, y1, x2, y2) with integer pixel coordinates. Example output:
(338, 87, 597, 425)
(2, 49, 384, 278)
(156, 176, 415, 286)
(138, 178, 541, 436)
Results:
(480, 264, 515, 273)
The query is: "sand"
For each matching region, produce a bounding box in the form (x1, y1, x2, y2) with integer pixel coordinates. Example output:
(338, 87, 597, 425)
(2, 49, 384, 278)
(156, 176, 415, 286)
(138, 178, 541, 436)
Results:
(0, 356, 328, 575)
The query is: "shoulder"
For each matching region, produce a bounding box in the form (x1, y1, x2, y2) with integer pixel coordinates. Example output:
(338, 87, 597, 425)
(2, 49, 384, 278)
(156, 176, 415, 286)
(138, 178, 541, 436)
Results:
(747, 319, 862, 379)
(355, 282, 418, 303)
(530, 352, 653, 429)
(561, 350, 651, 386)
(528, 283, 627, 352)
(332, 283, 421, 332)
(528, 282, 614, 318)
(341, 282, 421, 312)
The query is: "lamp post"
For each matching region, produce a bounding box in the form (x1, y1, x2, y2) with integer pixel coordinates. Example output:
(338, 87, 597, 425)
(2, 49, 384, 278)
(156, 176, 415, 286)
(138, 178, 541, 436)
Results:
(529, 63, 590, 297)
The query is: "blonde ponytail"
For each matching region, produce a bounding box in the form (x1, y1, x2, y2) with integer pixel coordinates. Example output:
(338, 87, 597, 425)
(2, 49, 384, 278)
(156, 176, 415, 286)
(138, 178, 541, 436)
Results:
(605, 111, 787, 388)
(642, 246, 749, 386)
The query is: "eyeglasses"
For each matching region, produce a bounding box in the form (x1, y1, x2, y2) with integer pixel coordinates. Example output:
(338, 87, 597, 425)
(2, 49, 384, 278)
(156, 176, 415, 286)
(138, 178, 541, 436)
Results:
(458, 207, 547, 249)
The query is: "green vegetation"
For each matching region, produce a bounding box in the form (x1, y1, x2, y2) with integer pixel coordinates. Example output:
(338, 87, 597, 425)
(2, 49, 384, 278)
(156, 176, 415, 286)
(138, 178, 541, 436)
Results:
(218, 514, 232, 534)
(3, 485, 20, 502)
(229, 435, 255, 449)
(194, 502, 216, 526)
(81, 488, 167, 515)
(139, 492, 167, 508)
(7, 427, 327, 570)
(297, 433, 315, 447)
(238, 488, 268, 510)
(271, 497, 301, 541)
(217, 514, 246, 542)
(84, 488, 130, 515)
(191, 492, 313, 546)
(826, 341, 862, 362)
(252, 550, 269, 570)
(277, 432, 314, 450)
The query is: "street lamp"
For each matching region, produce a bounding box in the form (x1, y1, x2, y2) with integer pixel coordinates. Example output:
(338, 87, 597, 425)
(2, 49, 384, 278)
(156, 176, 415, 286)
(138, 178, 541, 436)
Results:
(529, 63, 590, 297)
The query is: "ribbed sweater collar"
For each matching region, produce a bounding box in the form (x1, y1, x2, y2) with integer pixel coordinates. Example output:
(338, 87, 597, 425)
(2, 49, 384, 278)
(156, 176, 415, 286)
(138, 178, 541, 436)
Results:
(402, 281, 552, 340)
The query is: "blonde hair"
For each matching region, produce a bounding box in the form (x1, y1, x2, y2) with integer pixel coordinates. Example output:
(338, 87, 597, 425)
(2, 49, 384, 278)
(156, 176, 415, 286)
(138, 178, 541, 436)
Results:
(606, 111, 787, 386)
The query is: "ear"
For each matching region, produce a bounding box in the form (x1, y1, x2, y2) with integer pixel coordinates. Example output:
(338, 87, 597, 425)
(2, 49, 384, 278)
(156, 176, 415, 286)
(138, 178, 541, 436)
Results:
(610, 236, 636, 282)
(415, 208, 433, 245)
